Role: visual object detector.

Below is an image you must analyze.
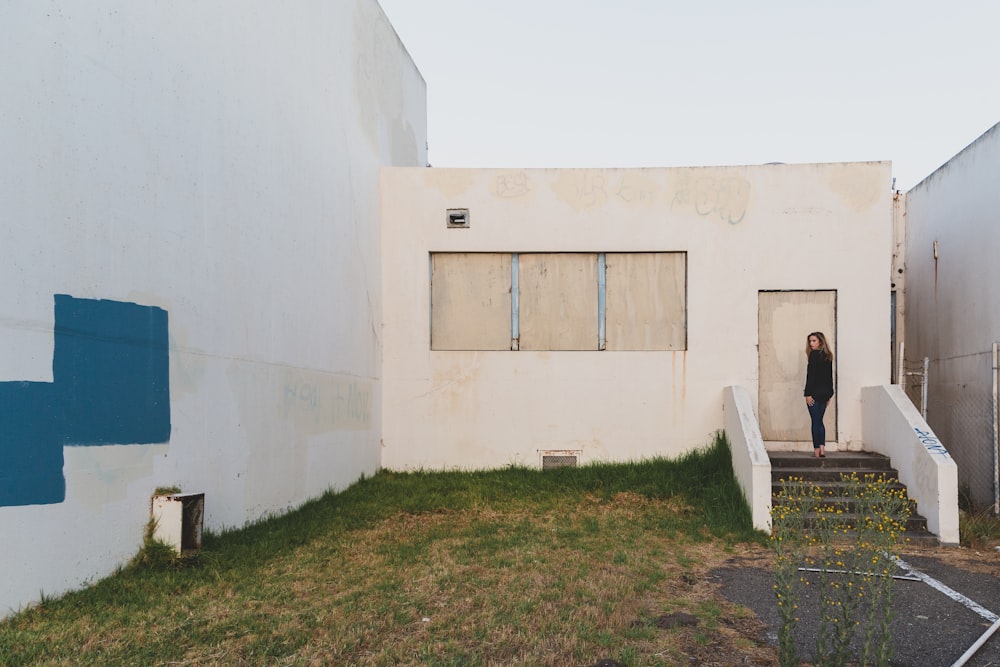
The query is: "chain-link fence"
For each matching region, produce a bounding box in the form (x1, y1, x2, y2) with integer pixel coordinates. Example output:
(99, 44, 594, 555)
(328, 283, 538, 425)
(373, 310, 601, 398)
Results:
(917, 350, 1000, 513)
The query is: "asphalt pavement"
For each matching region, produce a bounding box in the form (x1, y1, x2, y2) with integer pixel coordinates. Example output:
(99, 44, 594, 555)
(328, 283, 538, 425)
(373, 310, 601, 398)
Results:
(710, 549, 1000, 667)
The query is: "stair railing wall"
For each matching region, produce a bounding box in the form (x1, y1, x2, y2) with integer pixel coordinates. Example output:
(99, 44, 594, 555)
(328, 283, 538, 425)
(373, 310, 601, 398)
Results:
(861, 384, 960, 545)
(722, 385, 772, 533)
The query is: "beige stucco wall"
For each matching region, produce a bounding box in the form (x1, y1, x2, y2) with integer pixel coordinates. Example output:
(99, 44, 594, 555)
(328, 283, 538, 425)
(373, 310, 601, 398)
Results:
(381, 163, 893, 470)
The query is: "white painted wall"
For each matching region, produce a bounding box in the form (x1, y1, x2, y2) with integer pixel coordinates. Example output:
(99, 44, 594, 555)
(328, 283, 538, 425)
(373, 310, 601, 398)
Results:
(381, 163, 893, 470)
(723, 386, 771, 532)
(0, 0, 426, 617)
(902, 121, 1000, 509)
(862, 385, 960, 544)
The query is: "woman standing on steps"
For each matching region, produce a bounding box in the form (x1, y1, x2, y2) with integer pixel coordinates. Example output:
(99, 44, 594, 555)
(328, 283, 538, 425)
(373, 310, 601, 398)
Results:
(804, 331, 834, 458)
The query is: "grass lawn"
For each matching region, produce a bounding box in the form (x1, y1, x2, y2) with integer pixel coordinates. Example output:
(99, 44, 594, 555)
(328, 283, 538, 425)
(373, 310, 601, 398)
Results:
(0, 434, 781, 666)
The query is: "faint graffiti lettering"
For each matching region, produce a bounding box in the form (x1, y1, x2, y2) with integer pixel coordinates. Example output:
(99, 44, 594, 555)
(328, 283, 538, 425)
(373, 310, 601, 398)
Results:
(576, 173, 607, 207)
(914, 427, 950, 457)
(694, 177, 749, 224)
(551, 171, 613, 211)
(672, 175, 750, 224)
(615, 173, 655, 204)
(496, 171, 531, 198)
(333, 382, 371, 425)
(284, 382, 319, 411)
(282, 377, 372, 430)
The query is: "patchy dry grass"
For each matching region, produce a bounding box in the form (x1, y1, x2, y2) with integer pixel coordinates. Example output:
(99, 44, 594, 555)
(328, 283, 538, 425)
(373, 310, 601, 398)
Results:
(0, 435, 780, 666)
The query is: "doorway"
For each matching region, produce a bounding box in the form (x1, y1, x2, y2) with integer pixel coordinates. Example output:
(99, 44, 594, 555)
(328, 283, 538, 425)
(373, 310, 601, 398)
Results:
(758, 290, 837, 443)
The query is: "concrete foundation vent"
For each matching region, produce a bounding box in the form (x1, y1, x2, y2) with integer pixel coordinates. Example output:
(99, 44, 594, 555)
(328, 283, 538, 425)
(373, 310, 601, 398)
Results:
(151, 492, 205, 555)
(541, 451, 581, 469)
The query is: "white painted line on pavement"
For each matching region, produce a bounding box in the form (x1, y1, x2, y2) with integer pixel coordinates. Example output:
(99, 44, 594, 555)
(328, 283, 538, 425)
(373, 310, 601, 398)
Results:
(894, 556, 999, 622)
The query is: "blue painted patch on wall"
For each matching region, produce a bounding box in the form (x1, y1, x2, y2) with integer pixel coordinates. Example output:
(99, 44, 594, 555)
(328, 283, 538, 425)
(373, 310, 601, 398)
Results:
(0, 295, 170, 507)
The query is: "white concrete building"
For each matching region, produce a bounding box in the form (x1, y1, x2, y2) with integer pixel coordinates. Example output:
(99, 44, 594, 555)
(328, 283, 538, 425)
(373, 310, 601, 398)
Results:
(0, 0, 426, 617)
(381, 164, 894, 470)
(901, 121, 1000, 512)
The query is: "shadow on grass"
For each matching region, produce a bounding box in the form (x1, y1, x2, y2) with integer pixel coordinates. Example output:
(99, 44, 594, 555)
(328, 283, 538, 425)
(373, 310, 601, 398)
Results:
(209, 431, 763, 564)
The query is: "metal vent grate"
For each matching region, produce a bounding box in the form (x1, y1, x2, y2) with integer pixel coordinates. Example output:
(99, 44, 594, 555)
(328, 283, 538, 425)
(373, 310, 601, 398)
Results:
(542, 455, 578, 469)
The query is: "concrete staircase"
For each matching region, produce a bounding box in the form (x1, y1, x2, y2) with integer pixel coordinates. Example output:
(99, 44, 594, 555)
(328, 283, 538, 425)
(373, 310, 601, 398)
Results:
(768, 450, 939, 547)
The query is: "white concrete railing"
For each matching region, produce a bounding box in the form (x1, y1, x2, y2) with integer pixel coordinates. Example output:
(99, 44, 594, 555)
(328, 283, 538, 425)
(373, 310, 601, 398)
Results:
(723, 385, 772, 532)
(862, 384, 960, 545)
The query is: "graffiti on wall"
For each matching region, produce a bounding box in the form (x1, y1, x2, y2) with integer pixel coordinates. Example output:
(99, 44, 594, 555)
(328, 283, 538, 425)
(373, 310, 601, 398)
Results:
(0, 295, 171, 507)
(671, 173, 751, 225)
(914, 427, 950, 458)
(281, 374, 373, 432)
(494, 171, 532, 198)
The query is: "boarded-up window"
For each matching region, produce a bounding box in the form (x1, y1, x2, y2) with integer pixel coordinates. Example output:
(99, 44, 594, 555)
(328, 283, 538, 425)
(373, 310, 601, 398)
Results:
(429, 251, 687, 352)
(519, 253, 599, 351)
(605, 252, 685, 350)
(431, 253, 512, 350)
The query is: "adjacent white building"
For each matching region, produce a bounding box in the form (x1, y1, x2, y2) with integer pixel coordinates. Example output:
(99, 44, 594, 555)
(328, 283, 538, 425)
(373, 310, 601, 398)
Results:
(901, 121, 1000, 512)
(0, 0, 426, 616)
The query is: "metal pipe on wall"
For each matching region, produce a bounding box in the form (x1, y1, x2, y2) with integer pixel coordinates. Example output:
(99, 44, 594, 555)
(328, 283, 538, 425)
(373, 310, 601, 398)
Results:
(921, 357, 929, 421)
(897, 341, 905, 385)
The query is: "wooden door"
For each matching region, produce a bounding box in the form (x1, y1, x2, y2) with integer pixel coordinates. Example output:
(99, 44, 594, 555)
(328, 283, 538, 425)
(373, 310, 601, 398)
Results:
(758, 290, 836, 442)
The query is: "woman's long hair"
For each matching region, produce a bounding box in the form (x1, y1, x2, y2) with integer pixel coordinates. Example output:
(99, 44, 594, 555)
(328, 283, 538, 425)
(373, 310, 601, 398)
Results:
(805, 331, 834, 361)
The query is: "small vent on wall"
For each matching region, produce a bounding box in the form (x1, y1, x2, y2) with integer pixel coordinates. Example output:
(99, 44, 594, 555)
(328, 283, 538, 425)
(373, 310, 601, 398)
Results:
(541, 451, 581, 469)
(447, 208, 469, 228)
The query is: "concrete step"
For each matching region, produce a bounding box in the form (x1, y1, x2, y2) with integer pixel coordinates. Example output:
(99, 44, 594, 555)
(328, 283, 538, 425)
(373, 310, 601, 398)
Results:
(793, 528, 940, 548)
(771, 481, 909, 496)
(771, 466, 902, 483)
(792, 496, 919, 514)
(768, 449, 939, 547)
(796, 512, 928, 533)
(768, 451, 894, 470)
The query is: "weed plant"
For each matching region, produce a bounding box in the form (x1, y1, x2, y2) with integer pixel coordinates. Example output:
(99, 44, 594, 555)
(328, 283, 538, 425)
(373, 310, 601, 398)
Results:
(770, 476, 822, 667)
(770, 472, 911, 667)
(959, 506, 1000, 548)
(957, 481, 1000, 548)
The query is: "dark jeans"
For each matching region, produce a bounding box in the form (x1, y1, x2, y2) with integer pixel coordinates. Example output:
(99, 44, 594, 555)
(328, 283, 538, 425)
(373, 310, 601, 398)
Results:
(807, 400, 828, 449)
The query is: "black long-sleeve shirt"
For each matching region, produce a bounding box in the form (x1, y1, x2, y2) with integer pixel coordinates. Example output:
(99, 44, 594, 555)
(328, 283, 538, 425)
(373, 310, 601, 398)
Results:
(804, 349, 834, 402)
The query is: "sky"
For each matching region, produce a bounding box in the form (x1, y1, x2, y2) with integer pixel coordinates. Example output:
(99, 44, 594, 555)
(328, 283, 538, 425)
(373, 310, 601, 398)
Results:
(377, 0, 1000, 191)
